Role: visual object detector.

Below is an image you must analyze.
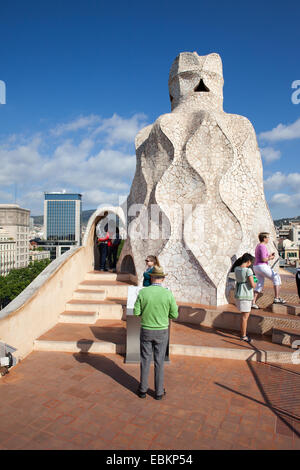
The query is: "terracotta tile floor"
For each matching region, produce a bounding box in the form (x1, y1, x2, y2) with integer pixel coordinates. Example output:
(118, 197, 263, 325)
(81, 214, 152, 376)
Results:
(0, 351, 300, 450)
(37, 319, 126, 344)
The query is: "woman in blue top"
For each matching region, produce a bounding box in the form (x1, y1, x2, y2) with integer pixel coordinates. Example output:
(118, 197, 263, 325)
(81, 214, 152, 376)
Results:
(143, 255, 160, 287)
(231, 253, 256, 343)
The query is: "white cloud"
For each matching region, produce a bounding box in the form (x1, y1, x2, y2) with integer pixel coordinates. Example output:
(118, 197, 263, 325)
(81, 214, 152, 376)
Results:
(260, 146, 281, 163)
(0, 137, 43, 185)
(269, 192, 300, 209)
(92, 113, 148, 145)
(264, 172, 300, 192)
(259, 117, 300, 142)
(287, 173, 300, 189)
(0, 190, 14, 203)
(87, 149, 136, 177)
(264, 172, 286, 191)
(0, 113, 146, 214)
(82, 190, 127, 206)
(50, 112, 148, 146)
(51, 115, 101, 136)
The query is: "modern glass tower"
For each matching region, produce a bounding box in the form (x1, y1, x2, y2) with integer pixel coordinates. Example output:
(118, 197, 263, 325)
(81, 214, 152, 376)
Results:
(44, 193, 82, 245)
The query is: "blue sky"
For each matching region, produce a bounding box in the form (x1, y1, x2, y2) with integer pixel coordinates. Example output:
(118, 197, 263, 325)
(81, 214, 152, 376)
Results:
(0, 0, 299, 218)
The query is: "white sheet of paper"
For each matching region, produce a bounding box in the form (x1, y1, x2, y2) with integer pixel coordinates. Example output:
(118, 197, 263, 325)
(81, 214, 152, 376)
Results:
(127, 286, 143, 311)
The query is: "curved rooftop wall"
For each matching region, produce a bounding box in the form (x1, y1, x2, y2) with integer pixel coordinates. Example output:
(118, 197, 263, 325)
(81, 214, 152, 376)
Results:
(0, 206, 124, 362)
(0, 246, 92, 362)
(0, 205, 127, 364)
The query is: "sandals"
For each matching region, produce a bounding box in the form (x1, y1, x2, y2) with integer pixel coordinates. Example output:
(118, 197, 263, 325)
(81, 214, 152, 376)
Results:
(240, 335, 252, 343)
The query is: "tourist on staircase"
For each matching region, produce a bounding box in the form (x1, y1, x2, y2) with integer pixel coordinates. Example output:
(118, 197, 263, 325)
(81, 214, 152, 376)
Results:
(143, 255, 160, 287)
(252, 232, 286, 308)
(232, 253, 256, 343)
(97, 223, 111, 271)
(108, 227, 121, 272)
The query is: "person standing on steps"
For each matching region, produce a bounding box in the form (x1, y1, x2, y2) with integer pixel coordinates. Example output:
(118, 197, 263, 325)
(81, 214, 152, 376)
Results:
(143, 255, 160, 287)
(134, 265, 178, 400)
(97, 223, 111, 271)
(108, 227, 121, 272)
(252, 232, 286, 309)
(231, 253, 256, 343)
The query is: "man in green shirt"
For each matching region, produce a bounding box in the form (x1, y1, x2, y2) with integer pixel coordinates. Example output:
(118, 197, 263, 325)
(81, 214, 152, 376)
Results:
(133, 266, 178, 400)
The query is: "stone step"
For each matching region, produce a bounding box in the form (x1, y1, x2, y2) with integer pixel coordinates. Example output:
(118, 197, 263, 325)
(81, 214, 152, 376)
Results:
(33, 319, 299, 364)
(34, 339, 125, 354)
(78, 281, 108, 292)
(270, 303, 300, 316)
(103, 285, 129, 298)
(59, 311, 98, 324)
(34, 337, 296, 363)
(34, 319, 126, 354)
(169, 344, 296, 364)
(170, 322, 297, 364)
(65, 300, 124, 319)
(177, 303, 300, 337)
(79, 280, 130, 299)
(272, 327, 300, 348)
(73, 289, 106, 301)
(85, 271, 117, 281)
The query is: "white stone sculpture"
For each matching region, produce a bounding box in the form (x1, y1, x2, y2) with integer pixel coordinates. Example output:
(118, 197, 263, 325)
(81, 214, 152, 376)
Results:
(118, 51, 277, 305)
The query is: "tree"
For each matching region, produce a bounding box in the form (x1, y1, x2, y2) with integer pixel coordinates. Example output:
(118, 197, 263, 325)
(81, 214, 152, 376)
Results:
(0, 259, 52, 310)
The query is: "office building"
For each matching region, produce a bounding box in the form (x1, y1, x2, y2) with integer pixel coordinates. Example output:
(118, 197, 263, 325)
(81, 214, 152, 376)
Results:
(44, 192, 82, 245)
(290, 223, 300, 246)
(0, 227, 16, 276)
(29, 250, 51, 262)
(0, 204, 30, 269)
(42, 193, 82, 260)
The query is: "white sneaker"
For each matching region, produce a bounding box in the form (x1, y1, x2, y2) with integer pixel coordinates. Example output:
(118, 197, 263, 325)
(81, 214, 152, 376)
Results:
(252, 304, 260, 309)
(273, 298, 286, 304)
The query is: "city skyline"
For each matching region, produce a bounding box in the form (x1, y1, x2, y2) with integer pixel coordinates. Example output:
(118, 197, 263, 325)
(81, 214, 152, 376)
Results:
(0, 1, 299, 218)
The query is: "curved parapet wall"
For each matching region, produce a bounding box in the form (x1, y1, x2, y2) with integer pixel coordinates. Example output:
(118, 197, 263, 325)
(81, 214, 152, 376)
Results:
(0, 205, 127, 363)
(0, 247, 90, 362)
(83, 205, 126, 248)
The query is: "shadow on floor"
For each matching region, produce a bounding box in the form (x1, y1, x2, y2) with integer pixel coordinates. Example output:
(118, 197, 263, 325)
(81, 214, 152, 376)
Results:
(73, 351, 140, 397)
(88, 326, 126, 344)
(215, 343, 300, 439)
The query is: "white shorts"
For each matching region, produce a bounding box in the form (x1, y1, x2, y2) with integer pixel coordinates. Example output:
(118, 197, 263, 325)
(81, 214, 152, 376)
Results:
(235, 299, 252, 313)
(253, 264, 281, 293)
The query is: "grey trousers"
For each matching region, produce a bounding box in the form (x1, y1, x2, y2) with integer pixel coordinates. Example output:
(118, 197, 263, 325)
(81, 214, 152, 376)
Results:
(139, 328, 169, 396)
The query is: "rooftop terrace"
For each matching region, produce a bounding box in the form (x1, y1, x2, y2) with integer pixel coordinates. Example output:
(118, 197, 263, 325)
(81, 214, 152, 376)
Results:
(0, 269, 300, 450)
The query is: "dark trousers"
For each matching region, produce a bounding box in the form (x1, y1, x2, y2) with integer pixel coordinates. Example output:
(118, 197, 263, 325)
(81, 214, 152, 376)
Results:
(108, 245, 118, 269)
(139, 328, 169, 396)
(99, 243, 108, 270)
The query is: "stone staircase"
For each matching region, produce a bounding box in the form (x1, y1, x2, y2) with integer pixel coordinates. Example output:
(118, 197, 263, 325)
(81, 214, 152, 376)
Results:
(59, 271, 129, 323)
(271, 302, 300, 316)
(268, 303, 300, 348)
(34, 271, 130, 354)
(225, 273, 300, 349)
(33, 270, 300, 363)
